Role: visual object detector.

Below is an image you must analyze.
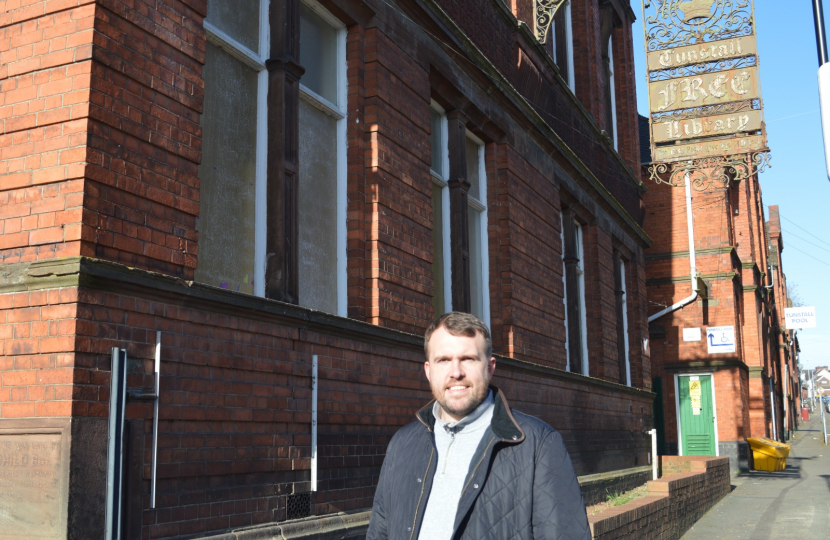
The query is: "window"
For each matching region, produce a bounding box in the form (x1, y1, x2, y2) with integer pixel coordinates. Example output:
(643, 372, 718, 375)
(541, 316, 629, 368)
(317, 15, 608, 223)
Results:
(298, 1, 347, 316)
(551, 1, 575, 91)
(429, 106, 489, 325)
(197, 0, 269, 296)
(600, 7, 618, 148)
(465, 133, 490, 326)
(561, 210, 588, 375)
(614, 251, 631, 386)
(430, 105, 452, 317)
(196, 0, 347, 317)
(607, 37, 618, 149)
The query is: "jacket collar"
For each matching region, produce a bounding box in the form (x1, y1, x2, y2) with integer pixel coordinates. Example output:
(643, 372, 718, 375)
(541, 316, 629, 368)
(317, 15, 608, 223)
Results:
(416, 385, 526, 443)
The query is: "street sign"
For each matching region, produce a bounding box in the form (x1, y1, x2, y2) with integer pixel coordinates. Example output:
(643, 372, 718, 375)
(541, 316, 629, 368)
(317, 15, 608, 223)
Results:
(706, 326, 736, 354)
(785, 306, 817, 329)
(683, 327, 702, 342)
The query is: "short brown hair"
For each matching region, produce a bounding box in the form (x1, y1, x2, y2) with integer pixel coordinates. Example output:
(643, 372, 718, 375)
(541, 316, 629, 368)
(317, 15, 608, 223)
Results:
(424, 312, 493, 358)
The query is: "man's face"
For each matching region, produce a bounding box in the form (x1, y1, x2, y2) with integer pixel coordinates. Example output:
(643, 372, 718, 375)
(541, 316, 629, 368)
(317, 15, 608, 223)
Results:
(424, 326, 496, 423)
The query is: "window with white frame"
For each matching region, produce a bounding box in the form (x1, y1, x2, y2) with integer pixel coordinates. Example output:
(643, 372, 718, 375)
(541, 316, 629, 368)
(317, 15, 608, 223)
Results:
(551, 1, 575, 91)
(561, 210, 588, 375)
(614, 252, 631, 386)
(465, 133, 490, 326)
(430, 105, 452, 317)
(298, 1, 347, 316)
(196, 0, 269, 296)
(428, 105, 490, 325)
(195, 0, 347, 317)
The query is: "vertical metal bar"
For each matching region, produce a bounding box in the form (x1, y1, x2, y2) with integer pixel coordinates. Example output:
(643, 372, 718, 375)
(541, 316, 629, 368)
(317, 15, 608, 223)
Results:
(815, 0, 829, 67)
(106, 348, 127, 540)
(651, 429, 658, 480)
(311, 355, 318, 491)
(769, 378, 778, 441)
(151, 332, 161, 508)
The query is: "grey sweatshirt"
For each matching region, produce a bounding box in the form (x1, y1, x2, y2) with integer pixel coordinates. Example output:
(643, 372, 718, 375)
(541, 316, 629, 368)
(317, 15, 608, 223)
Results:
(417, 391, 495, 540)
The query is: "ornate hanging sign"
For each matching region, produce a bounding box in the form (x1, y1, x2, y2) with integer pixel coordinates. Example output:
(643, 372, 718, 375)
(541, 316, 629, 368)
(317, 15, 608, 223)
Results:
(641, 0, 770, 185)
(534, 0, 567, 44)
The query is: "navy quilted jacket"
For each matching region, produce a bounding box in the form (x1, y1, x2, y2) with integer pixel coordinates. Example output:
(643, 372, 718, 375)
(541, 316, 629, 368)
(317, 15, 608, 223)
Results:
(367, 387, 591, 540)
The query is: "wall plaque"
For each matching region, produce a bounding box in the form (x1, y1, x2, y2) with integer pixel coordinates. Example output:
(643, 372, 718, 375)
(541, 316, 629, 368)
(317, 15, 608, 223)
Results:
(0, 427, 68, 540)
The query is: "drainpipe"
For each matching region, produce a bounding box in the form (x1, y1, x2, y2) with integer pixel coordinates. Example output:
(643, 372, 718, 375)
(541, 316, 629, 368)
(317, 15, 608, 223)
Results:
(649, 174, 698, 323)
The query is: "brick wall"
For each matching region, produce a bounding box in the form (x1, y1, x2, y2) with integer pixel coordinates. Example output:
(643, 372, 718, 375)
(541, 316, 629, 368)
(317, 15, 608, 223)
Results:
(0, 0, 202, 276)
(0, 0, 94, 265)
(362, 24, 434, 332)
(85, 0, 203, 278)
(0, 286, 81, 419)
(588, 456, 730, 540)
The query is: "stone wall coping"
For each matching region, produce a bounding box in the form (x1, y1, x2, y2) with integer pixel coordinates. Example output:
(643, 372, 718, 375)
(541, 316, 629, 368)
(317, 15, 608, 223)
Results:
(578, 465, 653, 486)
(588, 495, 669, 535)
(648, 471, 704, 492)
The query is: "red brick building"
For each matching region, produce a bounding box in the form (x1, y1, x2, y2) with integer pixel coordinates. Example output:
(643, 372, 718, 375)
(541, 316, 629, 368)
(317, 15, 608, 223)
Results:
(0, 0, 652, 538)
(642, 146, 799, 471)
(766, 205, 801, 438)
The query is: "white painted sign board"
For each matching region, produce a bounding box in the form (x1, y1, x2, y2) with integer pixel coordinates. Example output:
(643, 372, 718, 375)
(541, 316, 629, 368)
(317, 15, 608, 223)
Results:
(706, 326, 736, 354)
(683, 328, 702, 342)
(784, 306, 816, 329)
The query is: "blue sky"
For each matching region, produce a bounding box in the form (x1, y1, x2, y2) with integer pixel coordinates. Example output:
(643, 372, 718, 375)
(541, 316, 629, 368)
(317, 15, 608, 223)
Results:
(631, 2, 830, 369)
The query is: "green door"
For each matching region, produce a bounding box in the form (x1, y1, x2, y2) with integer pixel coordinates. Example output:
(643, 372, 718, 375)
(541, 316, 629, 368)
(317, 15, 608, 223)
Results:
(678, 374, 717, 455)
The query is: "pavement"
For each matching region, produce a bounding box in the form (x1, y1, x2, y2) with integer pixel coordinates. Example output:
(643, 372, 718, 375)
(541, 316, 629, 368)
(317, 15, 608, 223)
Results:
(681, 413, 830, 539)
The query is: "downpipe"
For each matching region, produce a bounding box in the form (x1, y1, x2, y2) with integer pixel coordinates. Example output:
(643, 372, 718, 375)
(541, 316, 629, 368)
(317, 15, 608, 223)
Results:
(648, 173, 698, 323)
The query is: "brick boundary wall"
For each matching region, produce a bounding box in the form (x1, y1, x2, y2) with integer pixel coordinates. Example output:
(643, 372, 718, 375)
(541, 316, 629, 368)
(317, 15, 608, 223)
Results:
(588, 456, 731, 540)
(579, 465, 653, 507)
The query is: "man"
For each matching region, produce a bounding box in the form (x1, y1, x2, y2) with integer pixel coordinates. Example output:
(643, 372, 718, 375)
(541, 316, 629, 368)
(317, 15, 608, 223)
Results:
(367, 312, 591, 540)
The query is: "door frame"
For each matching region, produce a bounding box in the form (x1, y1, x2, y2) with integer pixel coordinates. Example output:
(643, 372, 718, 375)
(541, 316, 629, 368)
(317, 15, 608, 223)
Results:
(674, 372, 719, 457)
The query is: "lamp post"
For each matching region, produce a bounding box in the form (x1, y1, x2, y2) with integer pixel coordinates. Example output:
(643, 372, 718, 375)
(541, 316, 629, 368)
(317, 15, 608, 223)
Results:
(814, 0, 829, 65)
(814, 0, 830, 181)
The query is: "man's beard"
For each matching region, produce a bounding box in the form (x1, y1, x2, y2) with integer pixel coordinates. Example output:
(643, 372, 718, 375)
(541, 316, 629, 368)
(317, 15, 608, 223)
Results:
(433, 380, 490, 419)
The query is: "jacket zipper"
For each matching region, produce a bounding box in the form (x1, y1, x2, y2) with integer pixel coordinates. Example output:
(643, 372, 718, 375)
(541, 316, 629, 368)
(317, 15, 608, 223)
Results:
(442, 428, 456, 475)
(409, 448, 434, 540)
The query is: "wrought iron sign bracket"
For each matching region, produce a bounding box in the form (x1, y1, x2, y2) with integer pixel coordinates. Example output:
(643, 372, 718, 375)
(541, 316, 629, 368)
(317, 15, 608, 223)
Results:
(535, 0, 567, 43)
(647, 151, 771, 191)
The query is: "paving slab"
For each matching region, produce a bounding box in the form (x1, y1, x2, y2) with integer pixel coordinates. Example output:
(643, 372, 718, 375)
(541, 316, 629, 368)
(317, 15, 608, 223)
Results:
(681, 414, 830, 539)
